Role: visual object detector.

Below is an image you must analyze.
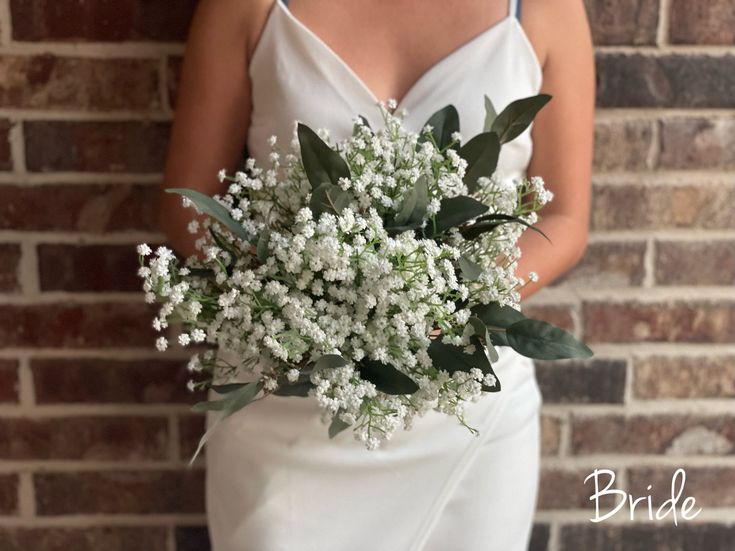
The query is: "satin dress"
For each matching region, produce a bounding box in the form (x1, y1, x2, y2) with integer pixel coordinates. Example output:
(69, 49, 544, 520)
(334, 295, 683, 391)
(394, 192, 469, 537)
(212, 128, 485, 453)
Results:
(206, 0, 544, 549)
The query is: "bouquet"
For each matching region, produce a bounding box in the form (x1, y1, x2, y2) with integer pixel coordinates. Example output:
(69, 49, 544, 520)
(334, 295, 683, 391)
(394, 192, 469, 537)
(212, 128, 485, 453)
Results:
(137, 95, 592, 457)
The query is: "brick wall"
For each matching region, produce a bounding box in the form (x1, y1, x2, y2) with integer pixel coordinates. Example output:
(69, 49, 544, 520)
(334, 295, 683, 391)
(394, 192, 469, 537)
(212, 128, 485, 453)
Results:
(0, 1, 732, 550)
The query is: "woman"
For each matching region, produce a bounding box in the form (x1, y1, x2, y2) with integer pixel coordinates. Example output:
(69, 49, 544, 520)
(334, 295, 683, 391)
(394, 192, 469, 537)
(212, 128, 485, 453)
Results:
(160, 0, 594, 549)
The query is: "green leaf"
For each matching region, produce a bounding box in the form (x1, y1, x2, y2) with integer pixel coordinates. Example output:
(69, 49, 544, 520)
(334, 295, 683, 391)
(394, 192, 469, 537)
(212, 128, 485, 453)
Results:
(419, 105, 459, 150)
(460, 213, 552, 243)
(393, 175, 429, 228)
(166, 188, 249, 241)
(491, 94, 552, 144)
(297, 123, 351, 190)
(471, 302, 525, 328)
(313, 354, 349, 371)
(483, 95, 498, 132)
(471, 302, 525, 347)
(458, 255, 483, 281)
(357, 360, 419, 395)
(459, 132, 500, 193)
(352, 115, 372, 136)
(430, 196, 489, 236)
(466, 316, 498, 362)
(427, 337, 500, 391)
(256, 229, 271, 262)
(188, 267, 215, 278)
(309, 183, 353, 217)
(191, 380, 263, 419)
(272, 380, 314, 397)
(329, 413, 351, 439)
(211, 383, 247, 395)
(506, 319, 594, 360)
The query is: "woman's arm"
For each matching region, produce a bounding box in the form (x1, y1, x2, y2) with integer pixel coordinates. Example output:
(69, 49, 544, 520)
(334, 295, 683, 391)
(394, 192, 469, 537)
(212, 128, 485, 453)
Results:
(158, 0, 268, 258)
(516, 0, 596, 300)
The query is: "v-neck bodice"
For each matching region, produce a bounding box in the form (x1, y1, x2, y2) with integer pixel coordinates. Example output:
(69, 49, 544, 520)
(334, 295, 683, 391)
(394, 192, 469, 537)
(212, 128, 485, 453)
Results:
(247, 0, 542, 181)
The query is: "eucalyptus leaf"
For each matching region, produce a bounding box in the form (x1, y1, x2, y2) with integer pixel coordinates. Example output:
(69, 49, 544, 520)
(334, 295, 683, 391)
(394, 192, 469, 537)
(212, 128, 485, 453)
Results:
(471, 302, 525, 328)
(427, 336, 493, 376)
(464, 318, 499, 362)
(506, 319, 594, 360)
(256, 229, 271, 262)
(309, 183, 353, 217)
(297, 123, 351, 189)
(459, 132, 500, 193)
(393, 175, 429, 227)
(211, 383, 247, 395)
(483, 95, 498, 132)
(313, 354, 349, 371)
(352, 115, 372, 136)
(491, 94, 552, 144)
(419, 105, 460, 150)
(357, 360, 419, 395)
(329, 414, 351, 439)
(272, 380, 314, 397)
(166, 188, 249, 241)
(188, 267, 215, 278)
(460, 213, 551, 243)
(430, 196, 489, 236)
(191, 380, 264, 419)
(458, 255, 483, 281)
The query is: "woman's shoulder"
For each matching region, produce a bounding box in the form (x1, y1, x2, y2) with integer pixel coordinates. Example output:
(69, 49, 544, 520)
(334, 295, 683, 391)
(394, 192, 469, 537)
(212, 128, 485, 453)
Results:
(189, 0, 275, 61)
(522, 0, 592, 69)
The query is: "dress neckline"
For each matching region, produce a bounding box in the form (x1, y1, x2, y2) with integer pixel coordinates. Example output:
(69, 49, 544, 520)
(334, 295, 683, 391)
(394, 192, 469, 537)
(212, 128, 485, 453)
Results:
(274, 1, 533, 112)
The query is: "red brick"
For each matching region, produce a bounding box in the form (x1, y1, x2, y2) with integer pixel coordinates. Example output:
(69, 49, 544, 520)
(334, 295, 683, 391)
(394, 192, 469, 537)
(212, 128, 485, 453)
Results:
(553, 242, 646, 287)
(0, 55, 159, 111)
(538, 468, 620, 510)
(655, 240, 735, 286)
(0, 120, 11, 171)
(167, 56, 182, 109)
(24, 121, 170, 173)
(591, 183, 735, 231)
(38, 244, 140, 292)
(529, 525, 549, 551)
(35, 470, 205, 515)
(175, 526, 210, 551)
(597, 54, 735, 108)
(0, 360, 19, 403)
(536, 359, 626, 404)
(32, 358, 197, 404)
(628, 467, 735, 508)
(584, 301, 735, 343)
(178, 415, 205, 460)
(0, 416, 168, 460)
(670, 0, 735, 45)
(572, 415, 735, 455)
(659, 117, 735, 170)
(523, 305, 574, 333)
(10, 0, 197, 42)
(0, 527, 168, 551)
(593, 119, 653, 171)
(0, 303, 158, 348)
(633, 355, 735, 399)
(540, 415, 561, 456)
(0, 184, 159, 233)
(584, 0, 659, 46)
(0, 475, 18, 515)
(0, 244, 21, 292)
(561, 524, 735, 551)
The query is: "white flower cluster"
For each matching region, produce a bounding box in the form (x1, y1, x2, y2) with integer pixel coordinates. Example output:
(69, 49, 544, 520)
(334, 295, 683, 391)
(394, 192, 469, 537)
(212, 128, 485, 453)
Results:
(137, 105, 551, 449)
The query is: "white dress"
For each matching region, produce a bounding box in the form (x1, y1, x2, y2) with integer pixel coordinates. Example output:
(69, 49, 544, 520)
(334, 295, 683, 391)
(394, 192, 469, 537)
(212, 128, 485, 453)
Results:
(206, 0, 544, 549)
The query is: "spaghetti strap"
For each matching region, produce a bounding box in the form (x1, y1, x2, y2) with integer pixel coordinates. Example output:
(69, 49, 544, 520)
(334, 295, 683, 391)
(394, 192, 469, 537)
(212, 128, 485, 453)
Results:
(508, 0, 522, 20)
(281, 0, 288, 7)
